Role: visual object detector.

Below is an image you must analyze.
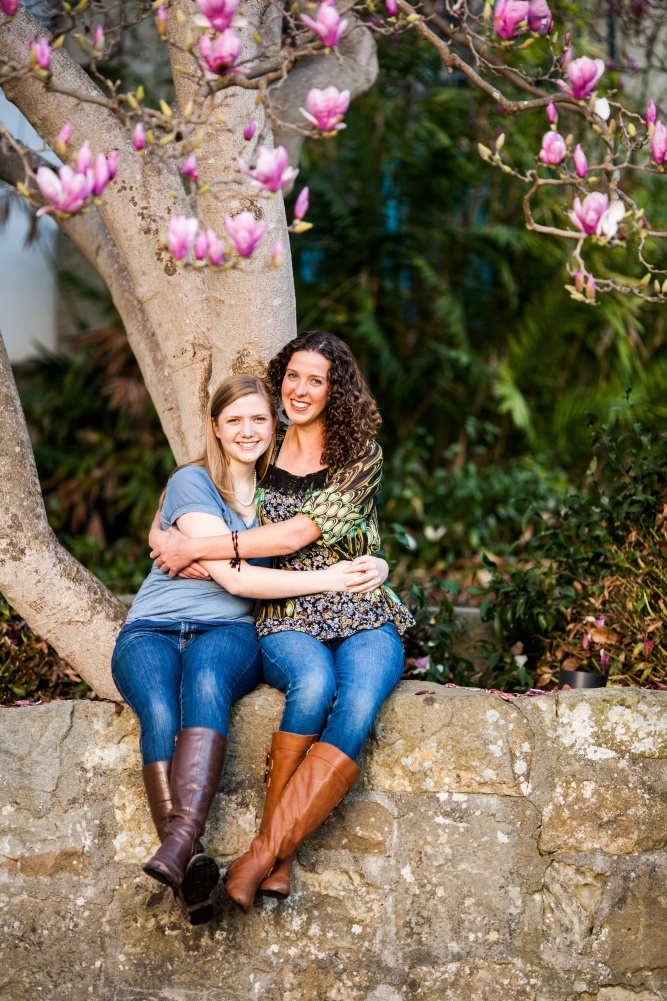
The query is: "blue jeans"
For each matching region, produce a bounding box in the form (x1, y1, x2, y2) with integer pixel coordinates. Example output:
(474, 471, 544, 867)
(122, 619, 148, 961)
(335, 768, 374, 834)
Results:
(260, 623, 404, 760)
(112, 619, 262, 765)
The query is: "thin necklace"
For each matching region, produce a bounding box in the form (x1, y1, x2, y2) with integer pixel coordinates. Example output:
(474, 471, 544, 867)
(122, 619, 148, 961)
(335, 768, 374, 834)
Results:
(233, 471, 257, 507)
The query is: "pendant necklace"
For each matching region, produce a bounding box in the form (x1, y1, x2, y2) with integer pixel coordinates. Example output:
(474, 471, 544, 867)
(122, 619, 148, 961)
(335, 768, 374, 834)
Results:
(234, 472, 257, 507)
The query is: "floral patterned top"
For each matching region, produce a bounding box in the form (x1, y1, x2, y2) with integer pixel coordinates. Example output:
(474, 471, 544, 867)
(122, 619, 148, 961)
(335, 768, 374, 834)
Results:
(255, 423, 414, 641)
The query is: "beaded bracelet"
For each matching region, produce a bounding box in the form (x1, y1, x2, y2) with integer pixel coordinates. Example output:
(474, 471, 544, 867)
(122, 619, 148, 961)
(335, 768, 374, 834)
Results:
(230, 530, 241, 571)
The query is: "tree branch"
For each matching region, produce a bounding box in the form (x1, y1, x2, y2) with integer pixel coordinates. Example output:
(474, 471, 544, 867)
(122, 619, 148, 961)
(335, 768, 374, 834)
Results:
(0, 334, 124, 701)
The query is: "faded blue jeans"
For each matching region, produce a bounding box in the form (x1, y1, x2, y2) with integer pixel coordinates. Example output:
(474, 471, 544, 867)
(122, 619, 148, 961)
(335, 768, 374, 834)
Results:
(112, 619, 261, 765)
(260, 623, 404, 760)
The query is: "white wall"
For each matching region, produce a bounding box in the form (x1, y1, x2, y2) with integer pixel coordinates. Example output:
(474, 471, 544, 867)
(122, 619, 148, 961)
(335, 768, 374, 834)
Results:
(0, 91, 58, 364)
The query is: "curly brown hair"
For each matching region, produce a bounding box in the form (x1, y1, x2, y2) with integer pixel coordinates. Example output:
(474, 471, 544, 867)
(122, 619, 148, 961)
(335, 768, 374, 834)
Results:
(265, 331, 381, 469)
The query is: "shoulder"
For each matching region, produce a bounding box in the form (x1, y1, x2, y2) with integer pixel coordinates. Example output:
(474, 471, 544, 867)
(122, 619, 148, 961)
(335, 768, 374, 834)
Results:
(163, 464, 223, 517)
(167, 465, 218, 497)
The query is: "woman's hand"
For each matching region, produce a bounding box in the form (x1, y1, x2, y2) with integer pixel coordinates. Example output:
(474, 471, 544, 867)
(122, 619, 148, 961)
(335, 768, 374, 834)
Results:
(150, 527, 200, 576)
(344, 555, 388, 593)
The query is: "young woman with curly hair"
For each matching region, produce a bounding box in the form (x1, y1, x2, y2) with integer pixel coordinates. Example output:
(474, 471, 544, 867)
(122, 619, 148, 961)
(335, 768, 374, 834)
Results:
(150, 332, 413, 913)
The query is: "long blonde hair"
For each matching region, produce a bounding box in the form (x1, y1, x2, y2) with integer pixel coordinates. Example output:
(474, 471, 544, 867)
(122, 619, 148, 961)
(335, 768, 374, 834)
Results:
(165, 374, 277, 516)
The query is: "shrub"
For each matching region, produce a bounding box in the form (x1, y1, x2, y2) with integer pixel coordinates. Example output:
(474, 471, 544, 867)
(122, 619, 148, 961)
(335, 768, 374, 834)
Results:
(476, 410, 667, 689)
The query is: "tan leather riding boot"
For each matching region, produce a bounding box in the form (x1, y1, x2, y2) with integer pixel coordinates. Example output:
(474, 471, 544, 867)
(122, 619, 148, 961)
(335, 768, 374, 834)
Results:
(257, 732, 319, 898)
(224, 742, 360, 913)
(143, 728, 226, 895)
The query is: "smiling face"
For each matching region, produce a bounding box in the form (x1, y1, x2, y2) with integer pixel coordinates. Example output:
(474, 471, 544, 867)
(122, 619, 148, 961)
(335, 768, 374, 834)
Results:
(213, 392, 275, 468)
(281, 350, 331, 427)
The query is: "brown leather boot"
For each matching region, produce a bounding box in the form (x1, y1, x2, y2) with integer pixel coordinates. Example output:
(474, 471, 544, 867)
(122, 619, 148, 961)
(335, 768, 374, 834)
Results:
(224, 742, 359, 913)
(257, 732, 319, 898)
(142, 758, 219, 925)
(143, 728, 226, 894)
(142, 761, 172, 841)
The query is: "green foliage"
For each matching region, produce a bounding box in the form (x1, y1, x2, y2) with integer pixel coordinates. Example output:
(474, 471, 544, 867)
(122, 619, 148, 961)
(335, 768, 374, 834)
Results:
(401, 578, 476, 687)
(475, 411, 667, 689)
(289, 35, 667, 470)
(0, 600, 89, 703)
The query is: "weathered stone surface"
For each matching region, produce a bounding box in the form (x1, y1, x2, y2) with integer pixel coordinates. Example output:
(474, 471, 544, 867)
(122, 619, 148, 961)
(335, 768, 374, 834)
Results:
(1, 684, 667, 1000)
(366, 684, 534, 796)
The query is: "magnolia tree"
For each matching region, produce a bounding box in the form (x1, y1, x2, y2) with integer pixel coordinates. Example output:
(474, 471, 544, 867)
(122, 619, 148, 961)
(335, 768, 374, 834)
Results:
(0, 0, 664, 698)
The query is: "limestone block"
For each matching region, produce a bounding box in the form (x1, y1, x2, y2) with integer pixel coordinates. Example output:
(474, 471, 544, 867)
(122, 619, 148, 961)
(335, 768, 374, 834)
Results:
(390, 792, 545, 964)
(592, 859, 667, 973)
(542, 861, 605, 953)
(597, 989, 663, 1001)
(367, 682, 534, 796)
(539, 778, 667, 854)
(555, 691, 667, 760)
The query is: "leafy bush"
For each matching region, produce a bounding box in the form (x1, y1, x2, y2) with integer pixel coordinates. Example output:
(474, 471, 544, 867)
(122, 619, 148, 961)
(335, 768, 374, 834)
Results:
(476, 411, 667, 689)
(0, 600, 90, 703)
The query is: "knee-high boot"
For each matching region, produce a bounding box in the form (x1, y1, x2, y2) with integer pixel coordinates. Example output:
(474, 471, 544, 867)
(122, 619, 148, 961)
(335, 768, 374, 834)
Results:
(257, 732, 319, 898)
(224, 742, 359, 913)
(142, 756, 220, 926)
(143, 728, 226, 896)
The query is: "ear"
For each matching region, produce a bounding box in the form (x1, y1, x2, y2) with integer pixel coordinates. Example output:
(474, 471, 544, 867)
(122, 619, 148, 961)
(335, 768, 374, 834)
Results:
(212, 418, 221, 439)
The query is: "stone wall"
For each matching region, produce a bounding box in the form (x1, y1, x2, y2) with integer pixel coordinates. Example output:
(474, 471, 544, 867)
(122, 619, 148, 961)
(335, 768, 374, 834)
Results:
(1, 684, 667, 1001)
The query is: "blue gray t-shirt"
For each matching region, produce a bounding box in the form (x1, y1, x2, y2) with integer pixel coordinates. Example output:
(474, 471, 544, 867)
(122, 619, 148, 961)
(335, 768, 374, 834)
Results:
(125, 465, 270, 625)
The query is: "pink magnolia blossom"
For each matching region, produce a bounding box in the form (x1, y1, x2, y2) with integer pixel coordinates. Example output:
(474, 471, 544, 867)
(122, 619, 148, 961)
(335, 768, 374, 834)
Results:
(527, 0, 552, 34)
(493, 1, 529, 41)
(301, 2, 349, 48)
(271, 238, 284, 269)
(557, 56, 605, 100)
(107, 149, 118, 180)
(546, 101, 557, 127)
(194, 229, 208, 262)
(386, 0, 397, 13)
(651, 120, 667, 165)
(155, 5, 168, 37)
(597, 200, 625, 240)
(294, 186, 309, 220)
(93, 24, 104, 53)
(195, 0, 240, 31)
(29, 37, 51, 70)
(569, 192, 609, 235)
(539, 131, 566, 165)
(570, 194, 623, 240)
(224, 211, 267, 257)
(243, 118, 256, 141)
(237, 145, 298, 193)
(644, 638, 655, 658)
(560, 46, 572, 69)
(582, 633, 591, 650)
(181, 155, 199, 181)
(167, 216, 199, 261)
(198, 30, 242, 75)
(413, 655, 431, 670)
(91, 153, 110, 196)
(57, 121, 72, 147)
(133, 122, 146, 151)
(646, 99, 657, 127)
(206, 229, 224, 267)
(573, 143, 587, 177)
(76, 140, 92, 175)
(585, 274, 596, 299)
(600, 649, 608, 672)
(300, 86, 350, 132)
(36, 164, 93, 215)
(0, 0, 20, 17)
